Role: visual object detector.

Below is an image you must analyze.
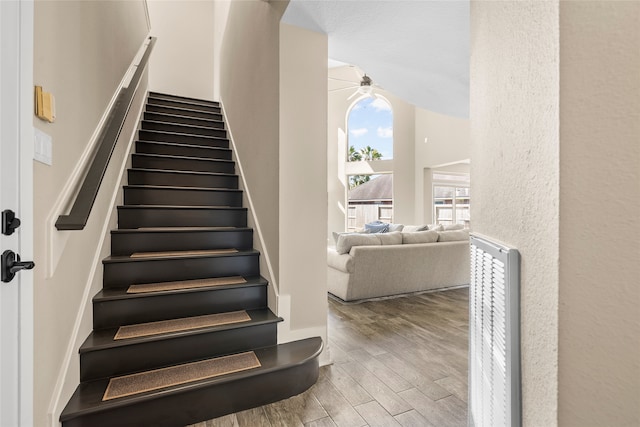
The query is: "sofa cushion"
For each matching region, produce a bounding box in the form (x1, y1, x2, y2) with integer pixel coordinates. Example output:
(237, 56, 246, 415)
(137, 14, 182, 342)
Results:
(443, 224, 464, 231)
(336, 233, 381, 254)
(378, 231, 403, 245)
(402, 224, 429, 232)
(364, 221, 389, 233)
(332, 230, 369, 245)
(438, 229, 470, 242)
(401, 230, 439, 244)
(428, 224, 444, 231)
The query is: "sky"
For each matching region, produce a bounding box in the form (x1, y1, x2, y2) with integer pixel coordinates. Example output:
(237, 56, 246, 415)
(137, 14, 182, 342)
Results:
(347, 97, 393, 159)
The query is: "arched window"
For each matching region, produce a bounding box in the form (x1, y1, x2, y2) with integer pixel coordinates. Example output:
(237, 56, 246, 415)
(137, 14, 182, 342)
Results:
(347, 97, 393, 163)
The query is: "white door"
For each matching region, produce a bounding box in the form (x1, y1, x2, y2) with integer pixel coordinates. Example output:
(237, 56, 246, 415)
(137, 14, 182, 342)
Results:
(0, 1, 34, 426)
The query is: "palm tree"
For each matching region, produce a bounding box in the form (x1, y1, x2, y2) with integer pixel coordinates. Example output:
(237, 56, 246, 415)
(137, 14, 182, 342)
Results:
(348, 146, 383, 188)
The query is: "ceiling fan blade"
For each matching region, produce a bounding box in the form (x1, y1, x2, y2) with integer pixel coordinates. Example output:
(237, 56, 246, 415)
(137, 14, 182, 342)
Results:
(328, 77, 358, 83)
(347, 89, 359, 100)
(329, 86, 358, 92)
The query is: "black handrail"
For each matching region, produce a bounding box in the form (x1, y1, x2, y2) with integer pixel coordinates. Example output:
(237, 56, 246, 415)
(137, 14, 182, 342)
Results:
(56, 37, 156, 230)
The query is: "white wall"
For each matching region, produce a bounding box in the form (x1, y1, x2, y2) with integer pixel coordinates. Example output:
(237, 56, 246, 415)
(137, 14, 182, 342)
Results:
(147, 0, 215, 100)
(279, 23, 328, 354)
(470, 2, 560, 426)
(33, 1, 149, 425)
(219, 0, 287, 286)
(414, 108, 470, 223)
(558, 2, 640, 425)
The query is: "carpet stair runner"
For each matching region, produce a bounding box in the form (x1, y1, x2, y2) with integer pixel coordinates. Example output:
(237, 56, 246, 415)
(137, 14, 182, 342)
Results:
(60, 92, 322, 427)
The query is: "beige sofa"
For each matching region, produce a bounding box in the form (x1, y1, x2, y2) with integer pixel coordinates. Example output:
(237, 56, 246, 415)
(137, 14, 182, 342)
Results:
(327, 230, 470, 301)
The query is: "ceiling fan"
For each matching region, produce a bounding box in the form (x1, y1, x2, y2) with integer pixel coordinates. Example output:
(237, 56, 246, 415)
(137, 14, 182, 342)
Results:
(329, 72, 381, 100)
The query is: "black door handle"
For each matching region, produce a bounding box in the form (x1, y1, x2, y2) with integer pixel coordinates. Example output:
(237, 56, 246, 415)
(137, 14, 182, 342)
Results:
(1, 250, 35, 283)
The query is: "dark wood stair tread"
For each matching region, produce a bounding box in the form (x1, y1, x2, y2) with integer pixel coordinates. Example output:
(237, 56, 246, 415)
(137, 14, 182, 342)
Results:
(111, 226, 247, 233)
(104, 248, 258, 263)
(149, 92, 221, 107)
(124, 184, 240, 193)
(128, 167, 236, 178)
(143, 112, 225, 128)
(93, 276, 268, 302)
(133, 152, 234, 164)
(137, 140, 230, 153)
(139, 129, 228, 143)
(80, 309, 282, 352)
(60, 337, 322, 422)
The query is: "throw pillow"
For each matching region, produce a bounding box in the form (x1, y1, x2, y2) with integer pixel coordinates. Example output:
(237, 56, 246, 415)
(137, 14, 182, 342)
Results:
(401, 230, 439, 244)
(437, 229, 470, 242)
(402, 224, 429, 232)
(387, 223, 404, 232)
(336, 233, 380, 254)
(428, 224, 444, 231)
(377, 231, 403, 245)
(364, 221, 389, 233)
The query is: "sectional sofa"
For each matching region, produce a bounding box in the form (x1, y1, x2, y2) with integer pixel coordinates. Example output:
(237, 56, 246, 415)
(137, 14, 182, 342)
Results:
(327, 228, 470, 302)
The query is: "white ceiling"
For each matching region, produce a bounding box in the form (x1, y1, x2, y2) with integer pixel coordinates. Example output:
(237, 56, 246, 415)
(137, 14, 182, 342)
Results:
(282, 1, 470, 118)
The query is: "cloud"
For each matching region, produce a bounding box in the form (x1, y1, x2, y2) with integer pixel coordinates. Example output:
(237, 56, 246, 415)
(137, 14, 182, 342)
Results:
(371, 98, 392, 112)
(350, 127, 368, 138)
(377, 126, 393, 138)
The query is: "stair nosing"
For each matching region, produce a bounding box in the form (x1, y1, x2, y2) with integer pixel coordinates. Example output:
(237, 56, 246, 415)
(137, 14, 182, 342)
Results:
(80, 309, 283, 354)
(110, 227, 251, 235)
(132, 152, 234, 164)
(60, 338, 322, 422)
(129, 168, 237, 178)
(139, 129, 228, 143)
(142, 120, 226, 134)
(124, 185, 242, 193)
(117, 204, 246, 210)
(137, 140, 231, 152)
(103, 249, 259, 264)
(93, 277, 268, 302)
(144, 112, 225, 127)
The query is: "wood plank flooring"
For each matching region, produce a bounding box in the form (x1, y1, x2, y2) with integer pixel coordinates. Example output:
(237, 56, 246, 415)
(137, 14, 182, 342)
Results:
(188, 287, 469, 427)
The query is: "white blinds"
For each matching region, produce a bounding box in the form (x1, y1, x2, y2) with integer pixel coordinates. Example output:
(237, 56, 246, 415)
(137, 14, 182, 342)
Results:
(469, 234, 521, 427)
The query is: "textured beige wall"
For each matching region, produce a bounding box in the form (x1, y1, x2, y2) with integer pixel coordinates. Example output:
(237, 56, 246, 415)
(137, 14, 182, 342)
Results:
(558, 2, 640, 425)
(279, 23, 328, 337)
(470, 2, 560, 426)
(147, 0, 215, 101)
(33, 1, 148, 425)
(219, 0, 287, 284)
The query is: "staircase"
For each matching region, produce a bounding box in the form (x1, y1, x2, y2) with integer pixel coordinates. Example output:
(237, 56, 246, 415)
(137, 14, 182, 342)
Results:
(60, 92, 322, 427)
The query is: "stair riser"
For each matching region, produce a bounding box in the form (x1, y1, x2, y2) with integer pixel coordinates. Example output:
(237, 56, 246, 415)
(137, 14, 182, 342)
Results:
(80, 323, 277, 382)
(142, 121, 227, 139)
(103, 254, 260, 289)
(135, 141, 232, 160)
(139, 130, 228, 148)
(117, 207, 247, 229)
(111, 229, 253, 256)
(93, 286, 267, 329)
(62, 359, 319, 427)
(143, 112, 225, 129)
(147, 97, 221, 114)
(132, 155, 235, 174)
(123, 187, 243, 207)
(127, 169, 238, 189)
(146, 104, 223, 121)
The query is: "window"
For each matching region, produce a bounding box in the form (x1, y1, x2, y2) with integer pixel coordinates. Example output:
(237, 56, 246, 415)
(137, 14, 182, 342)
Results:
(433, 172, 470, 228)
(347, 97, 393, 162)
(347, 174, 393, 231)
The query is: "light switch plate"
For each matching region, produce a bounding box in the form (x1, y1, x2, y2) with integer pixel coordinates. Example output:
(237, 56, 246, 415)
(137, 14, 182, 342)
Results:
(34, 128, 52, 165)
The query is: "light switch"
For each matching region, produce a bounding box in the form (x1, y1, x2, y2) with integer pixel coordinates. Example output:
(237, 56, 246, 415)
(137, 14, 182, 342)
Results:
(34, 128, 52, 165)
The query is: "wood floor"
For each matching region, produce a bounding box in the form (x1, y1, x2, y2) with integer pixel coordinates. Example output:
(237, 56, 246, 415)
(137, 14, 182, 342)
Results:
(189, 287, 469, 427)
